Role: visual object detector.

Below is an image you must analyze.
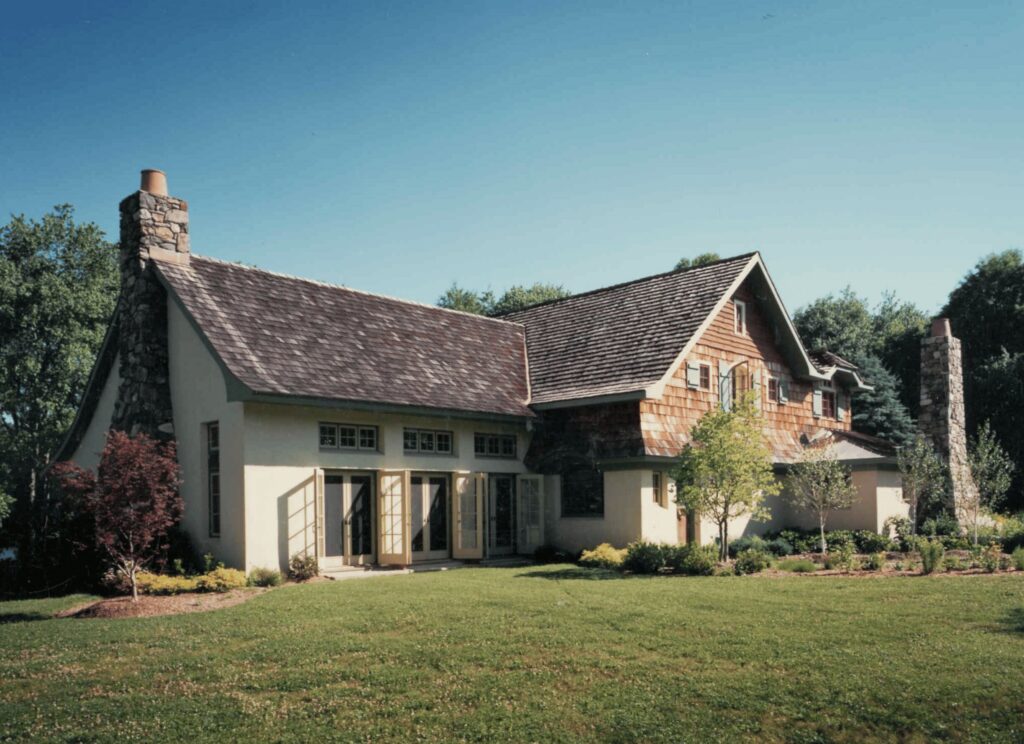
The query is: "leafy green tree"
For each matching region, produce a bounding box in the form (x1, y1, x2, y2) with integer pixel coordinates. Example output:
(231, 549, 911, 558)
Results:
(437, 282, 568, 316)
(965, 421, 1015, 544)
(897, 435, 947, 535)
(0, 487, 12, 527)
(785, 444, 858, 553)
(0, 205, 117, 538)
(675, 253, 721, 270)
(672, 396, 780, 561)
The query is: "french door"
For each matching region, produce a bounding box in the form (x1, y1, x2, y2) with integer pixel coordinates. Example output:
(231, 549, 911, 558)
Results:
(410, 474, 451, 561)
(488, 474, 516, 557)
(323, 473, 376, 565)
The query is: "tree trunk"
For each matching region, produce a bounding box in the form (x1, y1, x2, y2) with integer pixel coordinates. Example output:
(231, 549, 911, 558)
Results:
(819, 514, 828, 554)
(130, 566, 138, 602)
(720, 521, 729, 562)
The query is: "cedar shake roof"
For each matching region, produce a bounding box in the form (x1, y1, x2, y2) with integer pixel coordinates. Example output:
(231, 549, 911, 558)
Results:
(809, 349, 858, 372)
(154, 257, 533, 418)
(503, 254, 756, 405)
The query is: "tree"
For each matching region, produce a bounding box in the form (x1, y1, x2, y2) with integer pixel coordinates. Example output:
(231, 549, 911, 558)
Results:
(437, 282, 569, 316)
(675, 253, 721, 270)
(896, 435, 946, 535)
(52, 432, 182, 601)
(848, 354, 916, 445)
(0, 205, 117, 545)
(785, 443, 858, 553)
(0, 487, 11, 527)
(965, 421, 1015, 544)
(672, 396, 780, 561)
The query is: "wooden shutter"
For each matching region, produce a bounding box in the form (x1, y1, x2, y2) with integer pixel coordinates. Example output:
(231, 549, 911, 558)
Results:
(778, 379, 789, 403)
(812, 389, 823, 417)
(685, 361, 701, 389)
(377, 470, 411, 566)
(752, 370, 762, 411)
(516, 475, 545, 555)
(837, 393, 846, 422)
(719, 360, 732, 411)
(452, 471, 484, 560)
(314, 468, 326, 558)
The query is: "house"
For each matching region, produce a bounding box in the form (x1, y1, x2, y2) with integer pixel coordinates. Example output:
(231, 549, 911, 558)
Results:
(58, 170, 910, 573)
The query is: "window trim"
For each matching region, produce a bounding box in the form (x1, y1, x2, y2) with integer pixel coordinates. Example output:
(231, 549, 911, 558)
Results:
(652, 471, 668, 509)
(821, 388, 838, 419)
(734, 299, 747, 335)
(767, 377, 780, 404)
(403, 427, 455, 456)
(318, 422, 380, 452)
(473, 432, 518, 460)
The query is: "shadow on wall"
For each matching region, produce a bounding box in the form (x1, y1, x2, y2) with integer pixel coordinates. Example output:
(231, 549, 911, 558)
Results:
(277, 474, 316, 571)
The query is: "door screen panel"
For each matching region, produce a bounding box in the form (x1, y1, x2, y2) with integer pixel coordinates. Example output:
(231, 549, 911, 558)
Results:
(349, 475, 373, 557)
(489, 475, 516, 554)
(323, 476, 344, 557)
(428, 477, 449, 552)
(410, 476, 425, 553)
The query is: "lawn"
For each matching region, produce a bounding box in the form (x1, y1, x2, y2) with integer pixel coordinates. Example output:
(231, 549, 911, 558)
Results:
(2, 567, 1023, 743)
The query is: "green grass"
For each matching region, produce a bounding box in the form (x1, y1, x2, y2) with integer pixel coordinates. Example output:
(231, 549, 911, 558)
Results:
(775, 558, 818, 573)
(2, 567, 1023, 743)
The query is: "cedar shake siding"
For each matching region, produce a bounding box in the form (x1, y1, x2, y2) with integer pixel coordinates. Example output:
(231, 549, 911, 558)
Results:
(641, 281, 853, 462)
(524, 401, 645, 473)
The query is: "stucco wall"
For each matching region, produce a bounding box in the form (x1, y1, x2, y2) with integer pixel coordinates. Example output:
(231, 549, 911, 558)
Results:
(545, 469, 648, 553)
(167, 298, 245, 569)
(69, 354, 121, 472)
(640, 470, 678, 544)
(241, 403, 530, 572)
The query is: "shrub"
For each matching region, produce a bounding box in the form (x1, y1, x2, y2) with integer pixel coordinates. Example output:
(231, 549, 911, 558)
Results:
(579, 543, 626, 570)
(734, 549, 772, 575)
(918, 539, 945, 575)
(921, 513, 960, 537)
(136, 572, 199, 595)
(1011, 547, 1024, 571)
(196, 567, 247, 592)
(727, 535, 766, 558)
(765, 537, 794, 557)
(943, 555, 967, 572)
(623, 541, 667, 574)
(247, 567, 283, 587)
(776, 558, 816, 573)
(884, 516, 914, 553)
(665, 544, 717, 576)
(999, 515, 1024, 553)
(979, 544, 1004, 573)
(825, 530, 856, 551)
(824, 544, 855, 571)
(863, 552, 885, 571)
(853, 530, 891, 554)
(289, 552, 320, 581)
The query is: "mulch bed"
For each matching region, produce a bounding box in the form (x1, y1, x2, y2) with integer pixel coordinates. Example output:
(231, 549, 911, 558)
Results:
(56, 588, 266, 620)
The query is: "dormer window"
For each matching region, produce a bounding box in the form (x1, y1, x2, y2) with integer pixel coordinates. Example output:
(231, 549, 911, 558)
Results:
(734, 300, 747, 335)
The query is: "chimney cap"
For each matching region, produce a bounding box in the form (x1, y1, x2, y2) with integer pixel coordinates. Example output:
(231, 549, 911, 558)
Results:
(931, 317, 952, 338)
(140, 169, 168, 197)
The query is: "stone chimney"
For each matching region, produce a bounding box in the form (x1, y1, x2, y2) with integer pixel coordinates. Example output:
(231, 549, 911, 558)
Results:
(918, 317, 976, 513)
(110, 169, 187, 438)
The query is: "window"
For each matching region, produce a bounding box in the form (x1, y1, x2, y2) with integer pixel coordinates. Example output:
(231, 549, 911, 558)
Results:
(474, 433, 517, 459)
(403, 428, 454, 455)
(767, 377, 779, 403)
(319, 423, 378, 451)
(206, 422, 220, 538)
(731, 365, 751, 406)
(652, 472, 668, 508)
(561, 467, 604, 517)
(734, 300, 747, 334)
(699, 363, 711, 390)
(822, 389, 837, 419)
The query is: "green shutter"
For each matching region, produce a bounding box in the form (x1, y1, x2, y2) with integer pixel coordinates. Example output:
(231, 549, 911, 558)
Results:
(685, 361, 700, 389)
(837, 393, 846, 422)
(812, 389, 823, 417)
(778, 379, 789, 403)
(719, 360, 732, 412)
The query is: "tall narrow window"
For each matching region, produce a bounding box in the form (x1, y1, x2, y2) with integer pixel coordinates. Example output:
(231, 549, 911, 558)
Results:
(652, 472, 663, 505)
(699, 363, 711, 391)
(822, 389, 837, 419)
(734, 300, 747, 334)
(767, 377, 780, 403)
(207, 422, 220, 538)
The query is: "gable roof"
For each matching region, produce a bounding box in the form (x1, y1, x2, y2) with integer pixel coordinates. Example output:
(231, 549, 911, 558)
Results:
(502, 254, 757, 405)
(154, 257, 533, 419)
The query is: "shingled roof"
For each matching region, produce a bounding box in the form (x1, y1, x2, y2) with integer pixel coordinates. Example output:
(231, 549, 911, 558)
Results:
(154, 257, 533, 418)
(503, 254, 756, 405)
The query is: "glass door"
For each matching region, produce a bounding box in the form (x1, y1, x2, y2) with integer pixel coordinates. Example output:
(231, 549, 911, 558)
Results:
(346, 474, 375, 565)
(488, 474, 516, 557)
(410, 474, 450, 561)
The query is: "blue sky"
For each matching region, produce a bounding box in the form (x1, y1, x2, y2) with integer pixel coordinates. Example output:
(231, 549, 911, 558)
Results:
(1, 1, 1021, 314)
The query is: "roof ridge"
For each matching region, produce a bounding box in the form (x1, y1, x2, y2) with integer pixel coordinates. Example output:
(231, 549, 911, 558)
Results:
(185, 254, 521, 327)
(498, 252, 758, 317)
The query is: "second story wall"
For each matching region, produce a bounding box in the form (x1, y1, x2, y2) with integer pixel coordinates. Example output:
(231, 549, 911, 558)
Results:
(641, 280, 852, 462)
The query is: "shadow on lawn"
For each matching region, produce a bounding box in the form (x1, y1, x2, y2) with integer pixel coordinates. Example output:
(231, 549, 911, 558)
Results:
(515, 567, 625, 581)
(1002, 607, 1024, 635)
(0, 611, 55, 625)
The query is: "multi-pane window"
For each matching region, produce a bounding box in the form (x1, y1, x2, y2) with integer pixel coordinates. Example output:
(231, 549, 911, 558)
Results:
(561, 467, 604, 517)
(404, 428, 454, 455)
(207, 422, 220, 538)
(319, 423, 378, 451)
(734, 300, 747, 334)
(731, 365, 751, 406)
(768, 377, 779, 403)
(822, 389, 837, 419)
(474, 433, 517, 458)
(652, 472, 666, 507)
(699, 363, 711, 390)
